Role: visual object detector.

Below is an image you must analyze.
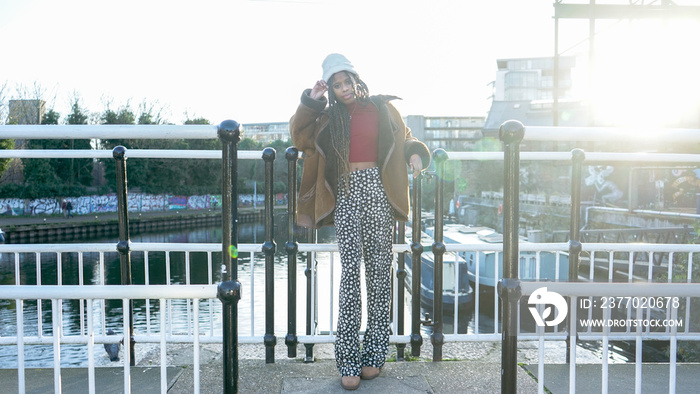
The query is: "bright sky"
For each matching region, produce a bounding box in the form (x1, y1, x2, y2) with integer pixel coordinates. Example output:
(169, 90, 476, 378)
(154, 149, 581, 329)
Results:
(1, 0, 699, 127)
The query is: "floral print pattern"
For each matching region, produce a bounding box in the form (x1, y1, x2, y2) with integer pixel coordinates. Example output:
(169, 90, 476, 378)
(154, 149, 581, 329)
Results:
(334, 167, 394, 377)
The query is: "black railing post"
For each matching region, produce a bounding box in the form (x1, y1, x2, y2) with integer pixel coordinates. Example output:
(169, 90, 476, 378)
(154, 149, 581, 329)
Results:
(217, 120, 242, 394)
(304, 228, 317, 363)
(395, 221, 407, 361)
(285, 147, 299, 358)
(498, 120, 524, 394)
(431, 149, 448, 361)
(262, 147, 277, 363)
(567, 148, 585, 362)
(113, 145, 135, 367)
(497, 278, 521, 394)
(410, 173, 424, 357)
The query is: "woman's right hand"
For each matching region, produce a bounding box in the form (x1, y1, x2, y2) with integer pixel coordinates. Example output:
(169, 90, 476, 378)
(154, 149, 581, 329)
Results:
(309, 80, 328, 100)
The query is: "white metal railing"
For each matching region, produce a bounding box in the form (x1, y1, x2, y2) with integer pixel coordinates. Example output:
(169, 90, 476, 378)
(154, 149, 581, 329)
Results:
(4, 242, 698, 340)
(3, 124, 700, 393)
(8, 124, 700, 142)
(0, 124, 218, 139)
(3, 284, 215, 394)
(0, 148, 263, 160)
(520, 282, 700, 394)
(447, 151, 700, 163)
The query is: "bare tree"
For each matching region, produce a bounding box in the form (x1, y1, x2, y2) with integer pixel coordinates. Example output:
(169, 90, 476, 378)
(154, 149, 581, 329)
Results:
(0, 80, 13, 181)
(138, 99, 169, 125)
(0, 80, 8, 124)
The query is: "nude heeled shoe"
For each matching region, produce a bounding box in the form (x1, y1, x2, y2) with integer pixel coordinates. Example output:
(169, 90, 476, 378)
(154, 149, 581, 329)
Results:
(361, 366, 380, 380)
(341, 376, 361, 390)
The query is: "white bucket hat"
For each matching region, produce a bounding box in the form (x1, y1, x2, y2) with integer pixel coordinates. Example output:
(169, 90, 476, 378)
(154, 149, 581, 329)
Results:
(322, 53, 357, 83)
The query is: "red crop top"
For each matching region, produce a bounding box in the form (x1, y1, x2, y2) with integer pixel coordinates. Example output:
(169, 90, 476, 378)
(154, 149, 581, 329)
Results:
(347, 101, 379, 162)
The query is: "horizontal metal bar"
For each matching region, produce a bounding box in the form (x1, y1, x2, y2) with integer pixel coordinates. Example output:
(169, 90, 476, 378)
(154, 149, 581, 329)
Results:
(520, 282, 700, 297)
(554, 3, 700, 20)
(132, 242, 261, 253)
(446, 152, 577, 161)
(0, 242, 261, 254)
(130, 243, 222, 253)
(131, 335, 224, 344)
(127, 150, 264, 160)
(0, 334, 221, 346)
(0, 243, 117, 253)
(5, 125, 700, 142)
(516, 334, 700, 341)
(0, 285, 218, 300)
(0, 149, 264, 160)
(525, 126, 700, 142)
(3, 241, 696, 256)
(124, 150, 221, 159)
(583, 153, 700, 164)
(297, 243, 339, 252)
(581, 243, 700, 253)
(4, 148, 700, 164)
(0, 335, 100, 345)
(296, 243, 411, 253)
(445, 151, 700, 163)
(443, 334, 502, 342)
(147, 335, 428, 345)
(5, 332, 696, 346)
(0, 150, 112, 159)
(444, 243, 569, 252)
(217, 336, 421, 345)
(423, 242, 697, 254)
(576, 333, 700, 341)
(0, 125, 218, 139)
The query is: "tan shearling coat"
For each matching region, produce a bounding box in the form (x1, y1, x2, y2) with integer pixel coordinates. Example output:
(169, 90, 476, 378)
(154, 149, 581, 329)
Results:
(290, 89, 431, 228)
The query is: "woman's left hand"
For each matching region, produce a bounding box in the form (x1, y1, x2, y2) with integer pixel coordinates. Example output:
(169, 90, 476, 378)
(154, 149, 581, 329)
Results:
(409, 154, 423, 179)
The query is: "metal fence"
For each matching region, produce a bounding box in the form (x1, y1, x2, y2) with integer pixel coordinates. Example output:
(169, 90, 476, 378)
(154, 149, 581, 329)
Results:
(1, 123, 700, 393)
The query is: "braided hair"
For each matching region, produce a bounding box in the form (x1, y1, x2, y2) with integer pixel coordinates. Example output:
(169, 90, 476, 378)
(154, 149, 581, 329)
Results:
(326, 71, 370, 191)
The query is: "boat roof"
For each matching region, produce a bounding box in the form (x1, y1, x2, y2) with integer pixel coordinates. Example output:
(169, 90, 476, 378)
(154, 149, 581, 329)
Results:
(437, 224, 525, 244)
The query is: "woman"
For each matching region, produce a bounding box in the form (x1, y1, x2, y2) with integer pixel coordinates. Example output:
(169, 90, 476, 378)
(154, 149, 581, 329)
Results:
(290, 53, 430, 390)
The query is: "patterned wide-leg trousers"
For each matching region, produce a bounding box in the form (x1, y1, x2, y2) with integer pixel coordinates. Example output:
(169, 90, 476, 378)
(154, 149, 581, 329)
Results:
(333, 167, 394, 377)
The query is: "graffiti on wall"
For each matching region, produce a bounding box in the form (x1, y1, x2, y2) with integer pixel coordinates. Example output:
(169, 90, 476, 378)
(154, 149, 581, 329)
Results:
(128, 194, 167, 212)
(188, 195, 221, 210)
(26, 198, 61, 215)
(168, 195, 187, 210)
(1, 198, 26, 216)
(0, 193, 280, 217)
(585, 165, 623, 205)
(671, 169, 700, 203)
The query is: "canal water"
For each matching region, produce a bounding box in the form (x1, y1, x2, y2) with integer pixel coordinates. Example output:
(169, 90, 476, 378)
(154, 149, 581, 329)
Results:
(0, 218, 315, 368)
(0, 218, 670, 368)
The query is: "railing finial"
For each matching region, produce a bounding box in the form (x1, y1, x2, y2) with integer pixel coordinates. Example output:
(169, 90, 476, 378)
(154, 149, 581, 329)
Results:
(217, 120, 241, 143)
(498, 120, 525, 144)
(112, 145, 127, 159)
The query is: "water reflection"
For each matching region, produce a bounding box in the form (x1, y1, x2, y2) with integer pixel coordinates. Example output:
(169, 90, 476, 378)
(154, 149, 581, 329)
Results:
(0, 219, 307, 368)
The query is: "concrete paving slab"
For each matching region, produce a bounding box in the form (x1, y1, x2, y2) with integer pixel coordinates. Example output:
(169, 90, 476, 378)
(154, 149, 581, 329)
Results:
(0, 366, 183, 394)
(524, 363, 700, 394)
(166, 357, 540, 393)
(283, 376, 432, 393)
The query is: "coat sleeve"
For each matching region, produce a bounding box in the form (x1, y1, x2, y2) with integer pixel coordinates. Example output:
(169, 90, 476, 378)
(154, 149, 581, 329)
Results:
(289, 89, 328, 155)
(387, 102, 431, 170)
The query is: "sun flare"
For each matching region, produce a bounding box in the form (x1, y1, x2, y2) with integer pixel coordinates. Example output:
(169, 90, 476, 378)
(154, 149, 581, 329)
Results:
(587, 19, 700, 128)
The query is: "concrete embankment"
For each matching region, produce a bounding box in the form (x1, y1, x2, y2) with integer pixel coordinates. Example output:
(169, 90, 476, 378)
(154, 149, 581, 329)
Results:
(0, 208, 276, 243)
